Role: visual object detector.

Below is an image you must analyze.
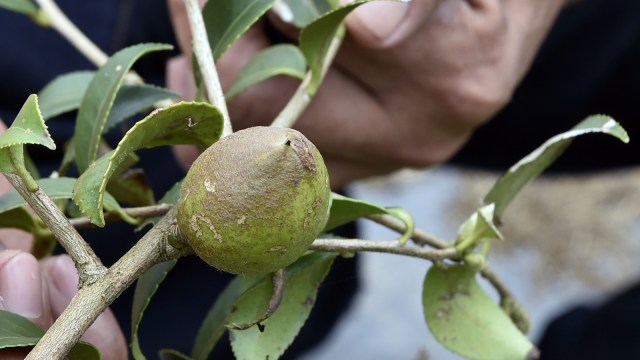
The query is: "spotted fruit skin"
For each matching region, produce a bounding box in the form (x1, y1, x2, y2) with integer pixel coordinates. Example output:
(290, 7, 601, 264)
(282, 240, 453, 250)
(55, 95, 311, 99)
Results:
(176, 126, 331, 275)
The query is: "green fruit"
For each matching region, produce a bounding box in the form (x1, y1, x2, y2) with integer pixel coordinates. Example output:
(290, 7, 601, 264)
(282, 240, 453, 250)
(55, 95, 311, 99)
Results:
(176, 126, 331, 275)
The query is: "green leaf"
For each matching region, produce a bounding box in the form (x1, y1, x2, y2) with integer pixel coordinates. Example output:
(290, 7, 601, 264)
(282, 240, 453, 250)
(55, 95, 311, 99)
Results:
(67, 342, 102, 360)
(106, 84, 178, 133)
(203, 0, 276, 60)
(159, 349, 193, 360)
(159, 181, 182, 205)
(454, 204, 502, 253)
(485, 115, 629, 221)
(0, 310, 42, 349)
(0, 177, 76, 213)
(324, 193, 387, 231)
(226, 45, 306, 101)
(422, 265, 536, 360)
(278, 0, 335, 28)
(0, 94, 55, 153)
(299, 1, 371, 94)
(0, 94, 54, 190)
(74, 43, 172, 173)
(106, 170, 155, 207)
(38, 71, 94, 120)
(72, 101, 223, 226)
(325, 193, 414, 243)
(0, 177, 74, 213)
(139, 181, 183, 229)
(39, 70, 176, 131)
(229, 252, 336, 360)
(0, 310, 100, 359)
(191, 276, 262, 360)
(0, 207, 41, 233)
(131, 260, 177, 360)
(0, 0, 36, 14)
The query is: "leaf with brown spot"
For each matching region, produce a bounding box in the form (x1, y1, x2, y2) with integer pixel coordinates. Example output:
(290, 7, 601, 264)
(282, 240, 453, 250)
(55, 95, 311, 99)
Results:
(422, 265, 536, 360)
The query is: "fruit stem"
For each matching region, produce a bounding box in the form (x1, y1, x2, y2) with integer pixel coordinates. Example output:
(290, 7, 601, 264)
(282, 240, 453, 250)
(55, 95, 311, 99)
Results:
(227, 268, 287, 331)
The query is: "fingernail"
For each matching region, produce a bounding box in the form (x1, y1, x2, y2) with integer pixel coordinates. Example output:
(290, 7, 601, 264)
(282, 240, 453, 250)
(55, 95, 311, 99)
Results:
(352, 1, 410, 41)
(0, 253, 43, 319)
(49, 255, 78, 300)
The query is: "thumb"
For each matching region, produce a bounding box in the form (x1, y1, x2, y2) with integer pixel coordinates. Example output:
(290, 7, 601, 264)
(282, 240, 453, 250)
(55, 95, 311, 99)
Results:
(342, 0, 410, 47)
(42, 255, 128, 360)
(341, 0, 433, 48)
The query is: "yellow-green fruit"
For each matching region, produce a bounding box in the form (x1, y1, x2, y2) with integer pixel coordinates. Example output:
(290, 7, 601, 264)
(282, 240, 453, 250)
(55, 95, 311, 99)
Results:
(176, 126, 331, 276)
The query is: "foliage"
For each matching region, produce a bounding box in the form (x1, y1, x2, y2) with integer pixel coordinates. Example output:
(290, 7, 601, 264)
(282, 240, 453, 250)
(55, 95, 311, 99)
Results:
(0, 0, 630, 359)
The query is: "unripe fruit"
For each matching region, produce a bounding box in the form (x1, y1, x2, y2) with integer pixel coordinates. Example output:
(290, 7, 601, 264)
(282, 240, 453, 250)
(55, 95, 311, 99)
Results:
(176, 126, 331, 276)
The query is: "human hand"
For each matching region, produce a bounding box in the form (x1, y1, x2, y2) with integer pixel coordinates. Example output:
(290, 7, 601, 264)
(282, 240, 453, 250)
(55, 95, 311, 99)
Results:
(0, 248, 128, 360)
(167, 0, 570, 188)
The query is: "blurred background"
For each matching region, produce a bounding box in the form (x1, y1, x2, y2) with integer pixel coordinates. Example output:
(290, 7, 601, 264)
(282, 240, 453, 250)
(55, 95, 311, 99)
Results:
(303, 166, 640, 359)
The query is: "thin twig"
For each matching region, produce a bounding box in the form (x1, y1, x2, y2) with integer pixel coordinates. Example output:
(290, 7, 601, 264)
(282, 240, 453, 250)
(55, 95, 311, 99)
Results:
(34, 0, 146, 84)
(480, 267, 514, 301)
(365, 214, 517, 305)
(25, 207, 191, 360)
(69, 203, 173, 229)
(271, 30, 344, 128)
(311, 238, 460, 262)
(184, 0, 232, 137)
(34, 0, 108, 67)
(4, 174, 105, 285)
(367, 214, 450, 249)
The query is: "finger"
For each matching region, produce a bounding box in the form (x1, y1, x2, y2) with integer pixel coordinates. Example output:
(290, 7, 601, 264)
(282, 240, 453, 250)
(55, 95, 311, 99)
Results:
(42, 255, 128, 360)
(340, 0, 423, 48)
(166, 55, 197, 100)
(0, 250, 53, 329)
(325, 156, 398, 189)
(0, 227, 34, 251)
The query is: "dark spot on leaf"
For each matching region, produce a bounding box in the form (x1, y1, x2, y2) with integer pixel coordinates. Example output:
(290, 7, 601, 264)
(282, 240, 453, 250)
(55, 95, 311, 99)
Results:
(258, 323, 266, 332)
(231, 306, 238, 313)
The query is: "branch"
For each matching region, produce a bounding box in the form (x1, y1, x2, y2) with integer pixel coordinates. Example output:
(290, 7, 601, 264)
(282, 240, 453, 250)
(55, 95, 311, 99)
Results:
(26, 207, 192, 360)
(310, 238, 459, 261)
(270, 29, 344, 128)
(184, 0, 232, 137)
(33, 0, 107, 67)
(34, 0, 145, 84)
(369, 213, 520, 307)
(69, 203, 173, 229)
(4, 174, 105, 284)
(480, 267, 515, 302)
(366, 214, 451, 249)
